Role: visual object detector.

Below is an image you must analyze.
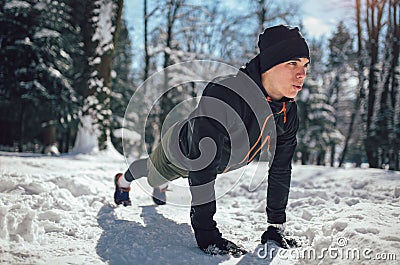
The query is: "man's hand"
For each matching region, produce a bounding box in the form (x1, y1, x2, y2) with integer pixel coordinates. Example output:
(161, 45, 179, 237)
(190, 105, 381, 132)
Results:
(261, 226, 301, 249)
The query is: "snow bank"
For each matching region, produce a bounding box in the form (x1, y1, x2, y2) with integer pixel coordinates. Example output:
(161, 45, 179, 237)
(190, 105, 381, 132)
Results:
(0, 153, 399, 264)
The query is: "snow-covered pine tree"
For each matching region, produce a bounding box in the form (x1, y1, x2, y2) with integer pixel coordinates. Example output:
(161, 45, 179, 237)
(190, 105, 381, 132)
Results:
(297, 38, 323, 164)
(0, 0, 36, 151)
(72, 0, 123, 153)
(296, 37, 344, 165)
(33, 0, 80, 154)
(0, 0, 77, 153)
(299, 79, 343, 165)
(109, 18, 136, 156)
(326, 21, 357, 166)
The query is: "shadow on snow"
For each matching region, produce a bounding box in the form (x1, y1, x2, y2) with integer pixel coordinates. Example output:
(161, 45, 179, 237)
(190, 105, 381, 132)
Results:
(95, 204, 233, 265)
(96, 204, 278, 264)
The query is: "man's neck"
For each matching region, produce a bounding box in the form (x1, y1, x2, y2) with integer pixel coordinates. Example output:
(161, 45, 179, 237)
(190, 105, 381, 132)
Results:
(263, 86, 282, 101)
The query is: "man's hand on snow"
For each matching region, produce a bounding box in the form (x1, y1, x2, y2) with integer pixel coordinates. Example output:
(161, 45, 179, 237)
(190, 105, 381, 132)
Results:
(261, 226, 301, 249)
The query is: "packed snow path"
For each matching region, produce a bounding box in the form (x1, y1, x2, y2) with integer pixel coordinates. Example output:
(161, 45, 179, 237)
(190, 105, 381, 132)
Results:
(0, 151, 399, 264)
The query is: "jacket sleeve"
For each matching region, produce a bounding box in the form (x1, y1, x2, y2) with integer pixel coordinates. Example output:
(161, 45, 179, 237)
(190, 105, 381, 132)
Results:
(266, 103, 299, 224)
(187, 84, 232, 247)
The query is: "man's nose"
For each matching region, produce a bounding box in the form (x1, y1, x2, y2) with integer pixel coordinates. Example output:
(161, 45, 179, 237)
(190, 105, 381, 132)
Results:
(296, 67, 307, 79)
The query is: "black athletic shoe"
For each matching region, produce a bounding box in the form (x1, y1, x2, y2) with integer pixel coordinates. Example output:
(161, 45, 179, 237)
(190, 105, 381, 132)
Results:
(202, 238, 247, 257)
(152, 185, 167, 205)
(114, 173, 132, 206)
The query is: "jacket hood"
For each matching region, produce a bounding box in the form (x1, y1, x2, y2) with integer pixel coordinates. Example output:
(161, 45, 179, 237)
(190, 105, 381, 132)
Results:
(240, 55, 293, 102)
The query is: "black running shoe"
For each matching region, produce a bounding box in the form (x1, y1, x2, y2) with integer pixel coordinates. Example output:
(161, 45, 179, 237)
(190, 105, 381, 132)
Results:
(152, 185, 167, 205)
(114, 173, 132, 207)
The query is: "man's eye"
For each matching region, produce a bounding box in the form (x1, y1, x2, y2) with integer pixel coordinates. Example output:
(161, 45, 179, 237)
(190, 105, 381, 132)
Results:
(288, 61, 297, 66)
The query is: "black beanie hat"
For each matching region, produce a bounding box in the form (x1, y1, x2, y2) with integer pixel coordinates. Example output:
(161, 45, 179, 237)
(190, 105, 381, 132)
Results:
(258, 25, 310, 73)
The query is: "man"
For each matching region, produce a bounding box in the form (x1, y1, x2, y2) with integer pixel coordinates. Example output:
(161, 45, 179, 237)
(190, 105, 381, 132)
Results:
(114, 25, 310, 256)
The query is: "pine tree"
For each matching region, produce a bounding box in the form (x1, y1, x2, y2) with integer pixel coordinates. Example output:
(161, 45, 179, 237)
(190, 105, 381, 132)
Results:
(72, 0, 124, 153)
(0, 0, 77, 152)
(299, 80, 343, 165)
(110, 18, 135, 155)
(0, 0, 36, 150)
(326, 21, 357, 166)
(34, 0, 79, 153)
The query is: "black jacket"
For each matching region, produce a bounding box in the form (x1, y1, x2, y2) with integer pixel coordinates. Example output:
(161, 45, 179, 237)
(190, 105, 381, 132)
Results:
(178, 55, 298, 248)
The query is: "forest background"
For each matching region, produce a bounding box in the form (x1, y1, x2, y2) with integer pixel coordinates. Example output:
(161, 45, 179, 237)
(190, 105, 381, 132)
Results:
(0, 0, 399, 170)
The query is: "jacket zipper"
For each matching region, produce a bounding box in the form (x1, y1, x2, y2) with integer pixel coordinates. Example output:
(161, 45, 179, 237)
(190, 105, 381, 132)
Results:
(279, 102, 287, 124)
(267, 96, 287, 124)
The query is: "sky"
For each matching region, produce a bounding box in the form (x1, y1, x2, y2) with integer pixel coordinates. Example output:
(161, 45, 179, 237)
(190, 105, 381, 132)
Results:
(123, 0, 353, 72)
(302, 0, 353, 38)
(123, 0, 353, 40)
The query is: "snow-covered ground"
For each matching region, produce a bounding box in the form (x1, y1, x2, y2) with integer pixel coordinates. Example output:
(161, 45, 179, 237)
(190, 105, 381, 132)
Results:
(0, 151, 399, 264)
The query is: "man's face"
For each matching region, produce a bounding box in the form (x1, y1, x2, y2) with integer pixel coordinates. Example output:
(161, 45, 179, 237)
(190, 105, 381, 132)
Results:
(261, 58, 310, 100)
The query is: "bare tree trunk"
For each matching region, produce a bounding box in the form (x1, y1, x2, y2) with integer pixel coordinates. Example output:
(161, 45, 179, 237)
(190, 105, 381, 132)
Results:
(252, 0, 300, 41)
(388, 0, 399, 170)
(330, 144, 335, 167)
(257, 0, 267, 34)
(340, 0, 366, 168)
(330, 76, 340, 167)
(144, 0, 150, 82)
(140, 0, 150, 156)
(18, 103, 25, 152)
(339, 99, 361, 167)
(301, 151, 309, 165)
(159, 0, 183, 129)
(65, 125, 71, 153)
(317, 151, 325, 166)
(365, 0, 386, 168)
